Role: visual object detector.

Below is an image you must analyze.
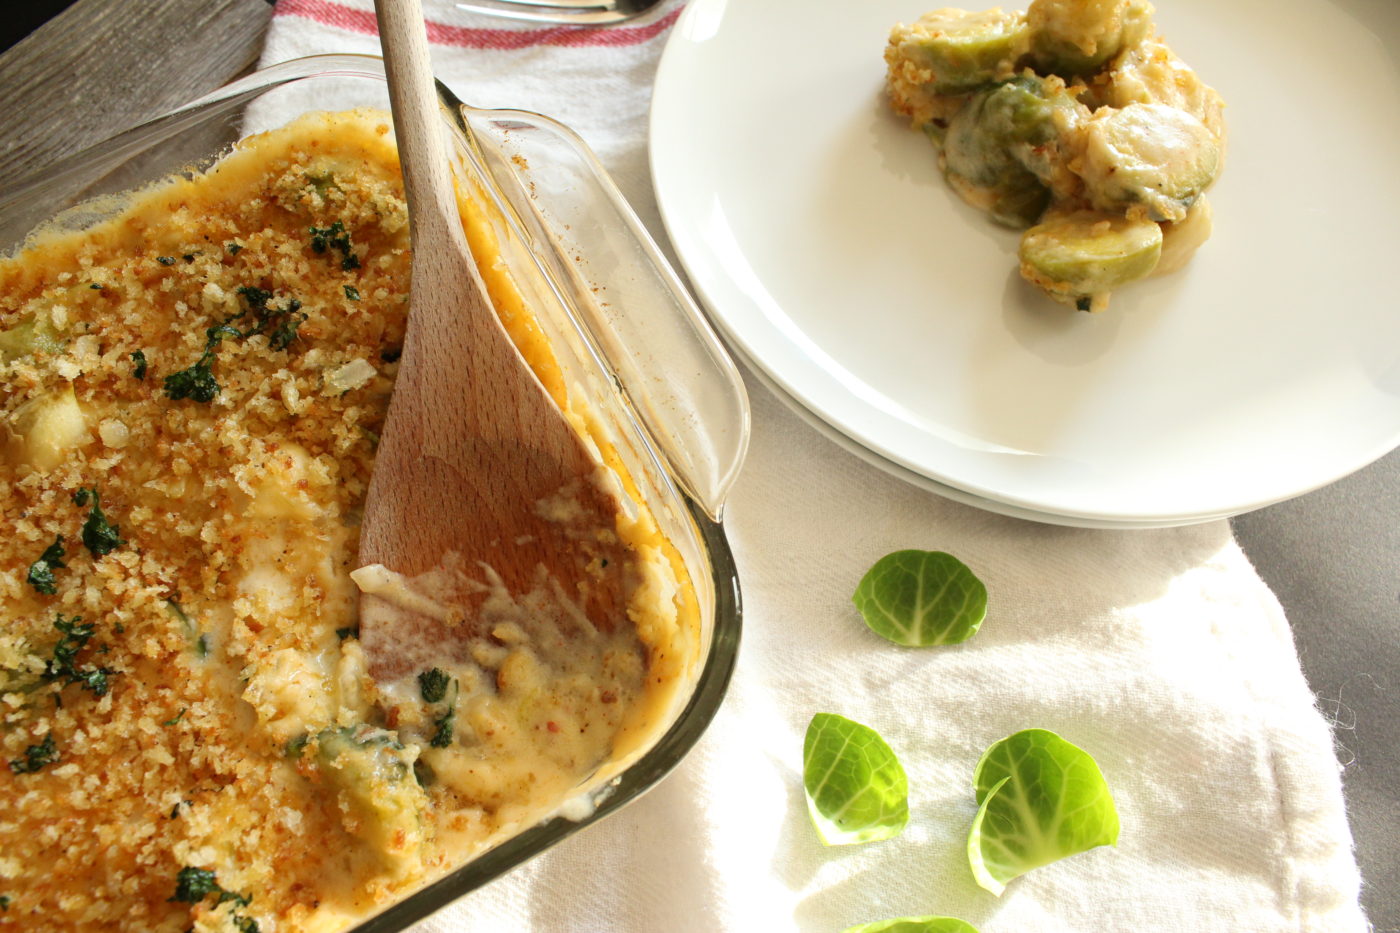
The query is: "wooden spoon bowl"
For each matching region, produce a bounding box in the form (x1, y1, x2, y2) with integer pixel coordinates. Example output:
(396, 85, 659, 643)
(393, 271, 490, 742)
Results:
(359, 0, 625, 683)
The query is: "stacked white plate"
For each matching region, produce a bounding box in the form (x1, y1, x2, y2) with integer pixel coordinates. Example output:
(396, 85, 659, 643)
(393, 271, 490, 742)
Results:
(650, 0, 1400, 528)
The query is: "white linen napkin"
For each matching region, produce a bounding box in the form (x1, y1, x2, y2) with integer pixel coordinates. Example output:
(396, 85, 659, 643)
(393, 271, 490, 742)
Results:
(259, 2, 1367, 930)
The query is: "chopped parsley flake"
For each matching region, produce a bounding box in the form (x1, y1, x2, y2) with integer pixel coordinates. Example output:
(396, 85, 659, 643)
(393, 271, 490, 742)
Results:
(74, 486, 125, 557)
(267, 303, 306, 351)
(418, 668, 450, 703)
(9, 733, 59, 774)
(430, 709, 456, 748)
(417, 668, 459, 746)
(169, 866, 220, 903)
(61, 666, 112, 698)
(343, 284, 361, 301)
(163, 708, 187, 727)
(224, 892, 253, 910)
(169, 866, 256, 930)
(308, 220, 360, 271)
(26, 535, 66, 595)
(47, 614, 95, 666)
(231, 287, 306, 351)
(335, 626, 358, 641)
(43, 614, 115, 698)
(89, 283, 103, 290)
(156, 256, 176, 266)
(235, 285, 273, 311)
(428, 677, 460, 749)
(0, 894, 9, 910)
(163, 351, 219, 401)
(130, 349, 148, 380)
(226, 242, 243, 255)
(164, 323, 240, 403)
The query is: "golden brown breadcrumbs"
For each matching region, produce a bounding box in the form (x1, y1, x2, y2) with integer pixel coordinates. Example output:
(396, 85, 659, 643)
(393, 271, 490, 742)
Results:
(0, 113, 414, 932)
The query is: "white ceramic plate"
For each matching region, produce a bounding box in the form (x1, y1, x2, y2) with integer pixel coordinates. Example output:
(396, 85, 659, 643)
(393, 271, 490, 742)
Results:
(650, 0, 1400, 526)
(747, 359, 1239, 529)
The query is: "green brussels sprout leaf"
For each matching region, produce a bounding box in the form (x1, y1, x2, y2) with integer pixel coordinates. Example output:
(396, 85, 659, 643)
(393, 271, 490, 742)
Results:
(803, 713, 909, 846)
(853, 550, 987, 646)
(967, 728, 1119, 895)
(843, 917, 981, 933)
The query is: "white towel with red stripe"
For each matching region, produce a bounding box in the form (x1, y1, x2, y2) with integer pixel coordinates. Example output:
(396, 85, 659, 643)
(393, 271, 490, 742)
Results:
(258, 3, 1367, 931)
(263, 0, 676, 240)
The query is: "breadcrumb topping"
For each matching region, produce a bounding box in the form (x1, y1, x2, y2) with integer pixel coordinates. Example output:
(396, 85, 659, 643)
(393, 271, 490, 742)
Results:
(0, 112, 412, 932)
(0, 109, 698, 933)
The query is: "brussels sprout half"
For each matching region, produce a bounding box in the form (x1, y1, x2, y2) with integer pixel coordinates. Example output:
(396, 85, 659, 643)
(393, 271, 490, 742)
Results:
(1018, 210, 1162, 311)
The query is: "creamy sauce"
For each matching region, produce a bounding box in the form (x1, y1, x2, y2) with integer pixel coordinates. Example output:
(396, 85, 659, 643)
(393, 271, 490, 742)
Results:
(354, 556, 646, 830)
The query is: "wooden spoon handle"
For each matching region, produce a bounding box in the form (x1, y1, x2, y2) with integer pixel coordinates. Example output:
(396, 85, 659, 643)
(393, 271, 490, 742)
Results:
(375, 0, 468, 256)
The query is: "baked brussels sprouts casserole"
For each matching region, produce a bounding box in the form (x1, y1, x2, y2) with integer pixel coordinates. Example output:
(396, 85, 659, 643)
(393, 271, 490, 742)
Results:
(0, 111, 701, 933)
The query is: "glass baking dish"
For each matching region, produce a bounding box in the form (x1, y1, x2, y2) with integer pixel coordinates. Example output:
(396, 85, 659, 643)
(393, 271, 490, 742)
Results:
(0, 55, 748, 932)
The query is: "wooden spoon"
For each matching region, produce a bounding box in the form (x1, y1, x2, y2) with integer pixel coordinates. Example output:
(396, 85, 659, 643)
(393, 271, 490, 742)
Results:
(359, 0, 626, 683)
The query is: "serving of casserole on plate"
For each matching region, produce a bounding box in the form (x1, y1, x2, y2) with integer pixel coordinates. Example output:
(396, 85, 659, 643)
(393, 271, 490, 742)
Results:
(651, 0, 1400, 526)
